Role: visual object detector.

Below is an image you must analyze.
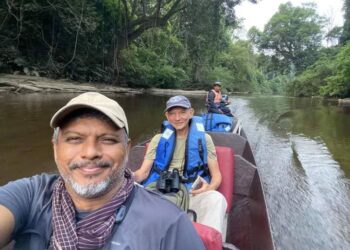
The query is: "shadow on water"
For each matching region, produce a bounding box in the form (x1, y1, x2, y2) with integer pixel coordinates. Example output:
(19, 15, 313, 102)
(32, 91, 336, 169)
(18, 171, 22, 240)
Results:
(231, 96, 350, 249)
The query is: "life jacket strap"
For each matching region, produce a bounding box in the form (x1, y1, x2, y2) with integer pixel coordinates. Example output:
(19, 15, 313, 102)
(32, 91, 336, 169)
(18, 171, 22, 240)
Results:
(151, 164, 165, 175)
(182, 164, 210, 183)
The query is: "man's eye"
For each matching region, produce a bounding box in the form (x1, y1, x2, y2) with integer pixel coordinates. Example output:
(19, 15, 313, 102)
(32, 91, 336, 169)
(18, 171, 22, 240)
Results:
(66, 137, 81, 143)
(101, 138, 118, 144)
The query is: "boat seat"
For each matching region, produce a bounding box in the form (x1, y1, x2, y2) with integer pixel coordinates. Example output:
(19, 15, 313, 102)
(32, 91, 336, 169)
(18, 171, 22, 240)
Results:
(192, 221, 223, 250)
(215, 146, 234, 212)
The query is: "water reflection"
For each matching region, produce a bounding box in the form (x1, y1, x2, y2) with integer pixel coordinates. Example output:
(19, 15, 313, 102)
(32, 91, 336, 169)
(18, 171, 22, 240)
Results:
(246, 96, 350, 176)
(232, 96, 350, 249)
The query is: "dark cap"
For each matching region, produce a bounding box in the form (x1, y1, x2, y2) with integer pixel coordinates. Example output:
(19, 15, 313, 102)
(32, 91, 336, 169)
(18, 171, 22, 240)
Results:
(165, 95, 191, 112)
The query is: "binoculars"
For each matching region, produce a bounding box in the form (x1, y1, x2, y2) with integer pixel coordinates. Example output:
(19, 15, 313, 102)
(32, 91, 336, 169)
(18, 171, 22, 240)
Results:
(156, 169, 180, 193)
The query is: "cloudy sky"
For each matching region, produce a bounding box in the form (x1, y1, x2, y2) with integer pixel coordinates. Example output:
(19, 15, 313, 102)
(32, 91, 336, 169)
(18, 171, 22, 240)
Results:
(235, 0, 345, 38)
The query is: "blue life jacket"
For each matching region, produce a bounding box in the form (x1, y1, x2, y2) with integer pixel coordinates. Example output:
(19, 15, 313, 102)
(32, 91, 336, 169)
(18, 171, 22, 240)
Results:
(202, 113, 234, 132)
(142, 116, 210, 189)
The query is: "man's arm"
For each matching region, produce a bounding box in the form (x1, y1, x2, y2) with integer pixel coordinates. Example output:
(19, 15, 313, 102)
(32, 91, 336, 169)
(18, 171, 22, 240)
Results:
(0, 205, 15, 247)
(191, 157, 222, 195)
(133, 159, 154, 183)
(207, 91, 215, 106)
(191, 134, 222, 194)
(133, 134, 161, 183)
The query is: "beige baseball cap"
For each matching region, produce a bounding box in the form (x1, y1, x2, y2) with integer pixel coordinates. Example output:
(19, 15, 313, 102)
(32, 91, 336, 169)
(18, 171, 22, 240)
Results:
(50, 92, 129, 135)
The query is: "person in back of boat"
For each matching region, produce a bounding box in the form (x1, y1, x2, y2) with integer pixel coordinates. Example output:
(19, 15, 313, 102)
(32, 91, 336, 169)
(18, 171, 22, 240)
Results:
(0, 92, 204, 250)
(206, 81, 233, 117)
(134, 95, 227, 237)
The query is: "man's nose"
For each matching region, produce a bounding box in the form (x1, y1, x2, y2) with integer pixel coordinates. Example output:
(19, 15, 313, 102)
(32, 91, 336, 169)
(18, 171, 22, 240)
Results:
(174, 112, 182, 120)
(81, 139, 102, 159)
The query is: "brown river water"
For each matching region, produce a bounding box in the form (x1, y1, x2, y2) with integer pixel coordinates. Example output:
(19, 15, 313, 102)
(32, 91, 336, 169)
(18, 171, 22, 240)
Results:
(0, 93, 349, 249)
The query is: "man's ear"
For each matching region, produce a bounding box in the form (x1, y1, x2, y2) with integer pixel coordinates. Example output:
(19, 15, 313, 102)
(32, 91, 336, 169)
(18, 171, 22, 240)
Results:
(165, 111, 169, 120)
(124, 139, 132, 163)
(189, 108, 195, 117)
(52, 140, 58, 163)
(127, 139, 131, 152)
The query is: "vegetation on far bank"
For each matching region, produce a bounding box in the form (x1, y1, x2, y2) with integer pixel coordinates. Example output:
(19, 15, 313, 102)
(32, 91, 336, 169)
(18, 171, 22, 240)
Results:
(0, 0, 349, 98)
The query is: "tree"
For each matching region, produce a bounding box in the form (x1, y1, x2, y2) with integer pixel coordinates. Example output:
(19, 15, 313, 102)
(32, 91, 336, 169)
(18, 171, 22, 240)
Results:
(325, 26, 343, 46)
(119, 27, 188, 88)
(340, 0, 350, 44)
(0, 0, 257, 85)
(0, 0, 189, 80)
(215, 41, 257, 92)
(321, 43, 350, 97)
(287, 48, 337, 97)
(249, 2, 325, 74)
(177, 0, 257, 83)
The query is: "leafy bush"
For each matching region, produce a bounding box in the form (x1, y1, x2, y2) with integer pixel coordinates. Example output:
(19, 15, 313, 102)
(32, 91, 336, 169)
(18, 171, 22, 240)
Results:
(119, 30, 189, 88)
(321, 43, 350, 97)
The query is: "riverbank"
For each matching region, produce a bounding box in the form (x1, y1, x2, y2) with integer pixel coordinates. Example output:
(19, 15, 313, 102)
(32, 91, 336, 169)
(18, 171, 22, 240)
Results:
(0, 74, 207, 96)
(339, 98, 350, 106)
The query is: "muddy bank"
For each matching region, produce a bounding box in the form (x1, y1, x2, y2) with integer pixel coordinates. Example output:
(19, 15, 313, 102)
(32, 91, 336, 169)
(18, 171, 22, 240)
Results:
(0, 74, 207, 96)
(339, 98, 350, 106)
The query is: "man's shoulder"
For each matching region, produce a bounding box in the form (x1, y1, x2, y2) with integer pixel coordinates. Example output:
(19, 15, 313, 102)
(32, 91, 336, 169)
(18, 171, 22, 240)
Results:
(152, 133, 162, 140)
(20, 173, 59, 190)
(149, 133, 162, 145)
(1, 173, 58, 190)
(204, 133, 214, 142)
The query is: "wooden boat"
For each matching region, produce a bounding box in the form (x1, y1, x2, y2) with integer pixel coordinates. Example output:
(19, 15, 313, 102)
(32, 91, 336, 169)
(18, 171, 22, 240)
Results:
(127, 117, 274, 250)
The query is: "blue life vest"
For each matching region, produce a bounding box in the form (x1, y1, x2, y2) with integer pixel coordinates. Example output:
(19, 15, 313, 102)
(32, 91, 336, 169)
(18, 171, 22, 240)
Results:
(142, 116, 210, 189)
(202, 113, 234, 132)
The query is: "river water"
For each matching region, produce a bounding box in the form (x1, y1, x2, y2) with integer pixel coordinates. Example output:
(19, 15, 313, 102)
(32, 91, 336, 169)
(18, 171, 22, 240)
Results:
(0, 93, 349, 249)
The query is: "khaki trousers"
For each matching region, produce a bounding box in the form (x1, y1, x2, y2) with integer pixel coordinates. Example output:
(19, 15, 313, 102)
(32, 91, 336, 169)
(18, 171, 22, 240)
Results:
(189, 190, 227, 238)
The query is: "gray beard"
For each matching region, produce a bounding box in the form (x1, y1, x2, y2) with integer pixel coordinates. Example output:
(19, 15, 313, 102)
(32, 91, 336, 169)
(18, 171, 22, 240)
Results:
(63, 174, 115, 198)
(61, 158, 127, 199)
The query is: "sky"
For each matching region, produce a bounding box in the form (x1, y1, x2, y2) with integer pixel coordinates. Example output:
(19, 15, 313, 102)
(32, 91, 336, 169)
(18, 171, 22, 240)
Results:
(235, 0, 345, 38)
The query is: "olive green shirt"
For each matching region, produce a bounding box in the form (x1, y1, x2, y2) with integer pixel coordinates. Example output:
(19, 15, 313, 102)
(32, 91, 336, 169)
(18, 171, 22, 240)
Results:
(145, 133, 217, 174)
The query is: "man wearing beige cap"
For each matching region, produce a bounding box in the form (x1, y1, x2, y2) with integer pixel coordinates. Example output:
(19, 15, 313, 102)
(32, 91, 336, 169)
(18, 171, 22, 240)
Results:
(0, 92, 204, 249)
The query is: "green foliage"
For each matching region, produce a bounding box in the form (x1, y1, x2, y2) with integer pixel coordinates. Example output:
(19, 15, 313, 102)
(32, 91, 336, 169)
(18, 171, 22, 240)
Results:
(0, 0, 190, 82)
(286, 48, 338, 96)
(201, 41, 260, 92)
(0, 0, 260, 88)
(265, 75, 289, 95)
(178, 0, 257, 83)
(340, 0, 350, 44)
(119, 29, 189, 88)
(321, 43, 350, 97)
(250, 2, 325, 74)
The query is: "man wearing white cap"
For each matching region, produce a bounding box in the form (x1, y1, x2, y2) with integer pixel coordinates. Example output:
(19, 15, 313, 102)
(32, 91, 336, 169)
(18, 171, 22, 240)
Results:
(134, 95, 227, 238)
(0, 92, 204, 250)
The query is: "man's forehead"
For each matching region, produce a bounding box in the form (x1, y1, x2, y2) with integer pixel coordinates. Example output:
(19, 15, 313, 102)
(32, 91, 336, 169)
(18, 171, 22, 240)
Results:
(61, 114, 119, 129)
(60, 117, 126, 134)
(167, 107, 189, 112)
